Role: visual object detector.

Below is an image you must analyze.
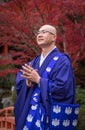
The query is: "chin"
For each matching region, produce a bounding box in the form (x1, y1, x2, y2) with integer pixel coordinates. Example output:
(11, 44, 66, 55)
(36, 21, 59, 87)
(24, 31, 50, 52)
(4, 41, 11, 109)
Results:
(38, 42, 44, 46)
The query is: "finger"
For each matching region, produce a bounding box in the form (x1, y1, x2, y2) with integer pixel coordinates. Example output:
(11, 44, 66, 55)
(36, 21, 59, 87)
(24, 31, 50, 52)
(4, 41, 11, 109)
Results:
(21, 74, 28, 78)
(20, 69, 29, 76)
(22, 65, 28, 71)
(25, 64, 34, 71)
(20, 69, 26, 74)
(28, 62, 32, 67)
(22, 65, 32, 73)
(21, 72, 30, 78)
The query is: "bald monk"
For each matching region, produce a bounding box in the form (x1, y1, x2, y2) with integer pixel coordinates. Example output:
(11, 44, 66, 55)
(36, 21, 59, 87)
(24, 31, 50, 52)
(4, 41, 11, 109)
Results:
(14, 25, 76, 130)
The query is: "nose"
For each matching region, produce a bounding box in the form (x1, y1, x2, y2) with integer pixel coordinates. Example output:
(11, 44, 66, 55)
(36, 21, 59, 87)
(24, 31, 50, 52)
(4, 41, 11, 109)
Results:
(37, 32, 43, 38)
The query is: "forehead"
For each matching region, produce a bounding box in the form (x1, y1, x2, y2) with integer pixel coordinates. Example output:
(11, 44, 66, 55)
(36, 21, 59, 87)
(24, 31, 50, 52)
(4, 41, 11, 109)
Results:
(39, 25, 56, 35)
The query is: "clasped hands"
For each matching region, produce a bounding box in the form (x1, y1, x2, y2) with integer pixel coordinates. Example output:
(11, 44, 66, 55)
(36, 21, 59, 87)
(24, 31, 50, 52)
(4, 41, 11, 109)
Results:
(20, 64, 40, 86)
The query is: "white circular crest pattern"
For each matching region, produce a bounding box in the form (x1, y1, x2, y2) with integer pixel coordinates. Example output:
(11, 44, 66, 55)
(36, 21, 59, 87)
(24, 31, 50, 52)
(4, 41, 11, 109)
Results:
(46, 67, 51, 72)
(53, 56, 59, 61)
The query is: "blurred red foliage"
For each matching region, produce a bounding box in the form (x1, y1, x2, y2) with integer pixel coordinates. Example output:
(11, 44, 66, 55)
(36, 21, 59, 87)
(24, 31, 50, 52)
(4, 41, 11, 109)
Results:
(0, 0, 85, 86)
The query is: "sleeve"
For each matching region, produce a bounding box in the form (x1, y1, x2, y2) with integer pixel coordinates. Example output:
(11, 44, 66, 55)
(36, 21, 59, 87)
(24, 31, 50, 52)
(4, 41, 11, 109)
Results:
(16, 71, 27, 95)
(50, 55, 75, 102)
(15, 58, 36, 95)
(40, 55, 75, 109)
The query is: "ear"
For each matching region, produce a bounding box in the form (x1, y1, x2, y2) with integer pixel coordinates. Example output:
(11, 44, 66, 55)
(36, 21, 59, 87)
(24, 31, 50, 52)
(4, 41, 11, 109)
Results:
(52, 35, 57, 42)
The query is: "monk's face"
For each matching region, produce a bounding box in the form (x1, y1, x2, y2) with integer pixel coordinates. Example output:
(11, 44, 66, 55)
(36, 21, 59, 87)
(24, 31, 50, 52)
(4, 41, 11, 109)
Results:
(36, 25, 56, 48)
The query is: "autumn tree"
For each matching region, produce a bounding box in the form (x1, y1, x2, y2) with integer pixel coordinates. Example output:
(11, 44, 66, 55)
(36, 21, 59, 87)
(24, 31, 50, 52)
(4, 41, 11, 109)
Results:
(0, 0, 85, 87)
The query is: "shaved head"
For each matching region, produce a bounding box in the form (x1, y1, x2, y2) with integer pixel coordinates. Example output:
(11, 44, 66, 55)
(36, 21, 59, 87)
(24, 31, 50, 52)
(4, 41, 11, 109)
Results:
(39, 24, 57, 35)
(37, 24, 57, 48)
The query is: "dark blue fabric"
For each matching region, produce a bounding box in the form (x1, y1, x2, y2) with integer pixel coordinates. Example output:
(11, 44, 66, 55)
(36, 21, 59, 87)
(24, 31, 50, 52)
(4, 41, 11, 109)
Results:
(50, 103, 79, 130)
(14, 48, 76, 130)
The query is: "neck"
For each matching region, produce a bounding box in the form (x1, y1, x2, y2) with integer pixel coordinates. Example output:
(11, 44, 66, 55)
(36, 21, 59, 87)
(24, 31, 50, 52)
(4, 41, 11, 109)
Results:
(42, 44, 56, 57)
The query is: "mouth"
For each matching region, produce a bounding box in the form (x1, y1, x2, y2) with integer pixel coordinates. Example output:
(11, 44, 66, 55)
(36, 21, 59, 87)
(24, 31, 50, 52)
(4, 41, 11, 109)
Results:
(37, 39, 44, 42)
